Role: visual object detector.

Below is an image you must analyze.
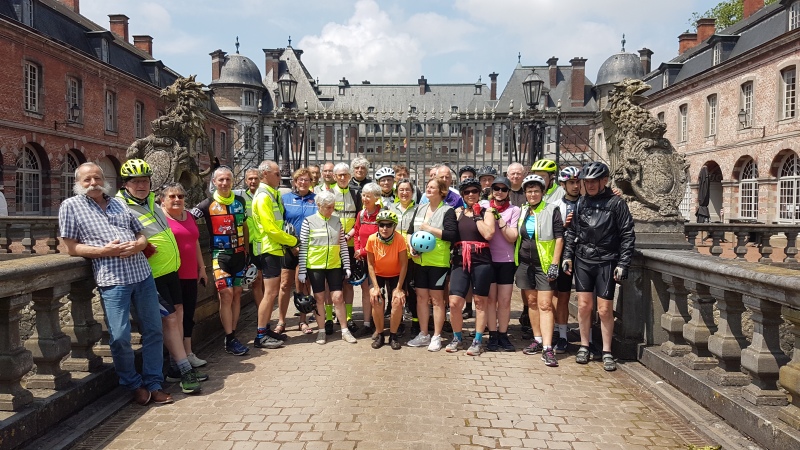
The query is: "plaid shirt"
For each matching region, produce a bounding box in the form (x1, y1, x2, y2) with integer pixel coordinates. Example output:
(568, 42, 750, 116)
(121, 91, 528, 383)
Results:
(59, 194, 152, 287)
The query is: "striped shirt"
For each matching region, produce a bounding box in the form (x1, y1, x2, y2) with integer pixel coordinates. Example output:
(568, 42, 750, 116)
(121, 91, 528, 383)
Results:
(59, 194, 152, 287)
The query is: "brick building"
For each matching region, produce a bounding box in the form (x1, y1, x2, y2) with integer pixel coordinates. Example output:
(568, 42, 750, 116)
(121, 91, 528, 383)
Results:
(0, 0, 234, 216)
(642, 0, 800, 224)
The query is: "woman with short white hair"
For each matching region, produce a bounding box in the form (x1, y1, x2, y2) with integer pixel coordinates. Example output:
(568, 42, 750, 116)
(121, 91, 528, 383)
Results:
(350, 157, 372, 189)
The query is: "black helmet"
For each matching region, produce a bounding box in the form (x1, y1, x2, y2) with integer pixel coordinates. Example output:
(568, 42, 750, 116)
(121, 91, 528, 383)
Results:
(478, 165, 498, 179)
(491, 176, 511, 189)
(458, 165, 476, 178)
(579, 162, 610, 180)
(459, 177, 481, 193)
(348, 259, 367, 286)
(293, 291, 316, 314)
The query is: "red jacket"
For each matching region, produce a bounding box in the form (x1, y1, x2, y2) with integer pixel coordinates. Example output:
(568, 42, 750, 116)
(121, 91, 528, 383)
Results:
(353, 207, 379, 259)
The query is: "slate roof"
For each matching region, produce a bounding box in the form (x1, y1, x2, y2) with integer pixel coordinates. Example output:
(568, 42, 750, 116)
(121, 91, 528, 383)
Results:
(210, 53, 265, 89)
(596, 52, 645, 86)
(496, 64, 597, 114)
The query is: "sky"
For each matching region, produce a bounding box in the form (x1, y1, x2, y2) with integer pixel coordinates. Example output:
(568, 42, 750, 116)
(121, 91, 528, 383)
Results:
(78, 0, 725, 87)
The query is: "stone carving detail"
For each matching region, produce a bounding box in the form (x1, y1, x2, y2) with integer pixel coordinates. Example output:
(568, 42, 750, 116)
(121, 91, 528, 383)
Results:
(126, 76, 212, 205)
(603, 78, 688, 223)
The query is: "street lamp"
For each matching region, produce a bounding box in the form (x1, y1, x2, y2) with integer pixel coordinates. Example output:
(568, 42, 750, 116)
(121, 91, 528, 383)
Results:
(521, 70, 546, 165)
(522, 70, 544, 109)
(277, 72, 298, 186)
(278, 72, 298, 108)
(738, 108, 749, 129)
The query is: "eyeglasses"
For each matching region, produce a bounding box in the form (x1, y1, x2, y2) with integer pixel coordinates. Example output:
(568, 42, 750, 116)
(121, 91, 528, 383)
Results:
(462, 189, 480, 195)
(167, 194, 185, 199)
(378, 222, 395, 229)
(492, 186, 509, 192)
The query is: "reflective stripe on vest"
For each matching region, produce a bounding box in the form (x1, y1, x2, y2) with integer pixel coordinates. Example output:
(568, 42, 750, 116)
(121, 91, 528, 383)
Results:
(514, 201, 557, 272)
(305, 213, 342, 269)
(411, 201, 452, 268)
(334, 185, 357, 243)
(116, 191, 181, 278)
(235, 189, 258, 243)
(253, 184, 287, 256)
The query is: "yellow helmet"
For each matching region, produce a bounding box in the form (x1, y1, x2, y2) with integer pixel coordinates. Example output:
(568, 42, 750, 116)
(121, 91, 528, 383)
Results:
(530, 159, 558, 173)
(120, 159, 153, 179)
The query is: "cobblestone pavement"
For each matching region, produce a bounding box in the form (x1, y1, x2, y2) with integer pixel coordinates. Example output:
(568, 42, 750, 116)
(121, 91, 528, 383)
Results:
(74, 291, 709, 450)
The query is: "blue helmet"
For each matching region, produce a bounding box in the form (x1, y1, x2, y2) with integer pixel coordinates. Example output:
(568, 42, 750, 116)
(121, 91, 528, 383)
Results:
(410, 231, 436, 253)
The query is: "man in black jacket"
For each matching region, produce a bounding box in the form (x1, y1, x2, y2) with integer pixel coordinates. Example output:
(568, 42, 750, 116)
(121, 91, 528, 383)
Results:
(561, 162, 635, 372)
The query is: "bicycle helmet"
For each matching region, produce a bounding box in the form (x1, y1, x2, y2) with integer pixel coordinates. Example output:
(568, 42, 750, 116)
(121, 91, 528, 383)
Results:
(579, 162, 610, 180)
(477, 165, 498, 179)
(558, 166, 581, 182)
(376, 210, 399, 225)
(374, 167, 395, 180)
(293, 291, 316, 314)
(522, 174, 547, 191)
(458, 177, 481, 193)
(458, 165, 477, 178)
(491, 176, 511, 189)
(410, 230, 436, 253)
(242, 264, 258, 285)
(531, 159, 558, 173)
(348, 259, 367, 286)
(120, 159, 153, 179)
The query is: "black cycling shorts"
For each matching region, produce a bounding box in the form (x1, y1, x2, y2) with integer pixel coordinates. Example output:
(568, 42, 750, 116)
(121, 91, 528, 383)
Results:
(515, 262, 554, 292)
(450, 264, 494, 298)
(492, 261, 516, 285)
(573, 259, 617, 299)
(258, 253, 282, 279)
(375, 276, 400, 306)
(555, 265, 574, 292)
(414, 266, 449, 291)
(308, 268, 344, 294)
(248, 244, 262, 270)
(282, 248, 299, 270)
(154, 271, 182, 315)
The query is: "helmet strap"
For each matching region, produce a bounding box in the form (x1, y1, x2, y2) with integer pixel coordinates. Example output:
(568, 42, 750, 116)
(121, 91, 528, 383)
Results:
(376, 230, 395, 245)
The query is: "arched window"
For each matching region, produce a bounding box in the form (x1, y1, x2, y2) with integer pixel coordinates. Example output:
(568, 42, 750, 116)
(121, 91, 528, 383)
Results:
(739, 160, 759, 220)
(15, 147, 41, 214)
(778, 153, 800, 223)
(61, 152, 79, 203)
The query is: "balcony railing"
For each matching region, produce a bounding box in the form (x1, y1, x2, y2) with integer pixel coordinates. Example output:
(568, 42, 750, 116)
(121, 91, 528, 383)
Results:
(0, 217, 63, 256)
(684, 223, 799, 265)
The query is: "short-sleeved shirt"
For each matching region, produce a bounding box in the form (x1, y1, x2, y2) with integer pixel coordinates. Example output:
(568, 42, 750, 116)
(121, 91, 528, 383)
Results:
(59, 194, 152, 287)
(480, 200, 521, 263)
(365, 231, 408, 278)
(166, 213, 200, 280)
(190, 195, 248, 257)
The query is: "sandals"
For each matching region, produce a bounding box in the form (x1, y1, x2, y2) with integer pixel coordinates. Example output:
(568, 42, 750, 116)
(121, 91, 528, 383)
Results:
(576, 346, 590, 364)
(274, 322, 286, 335)
(603, 353, 617, 371)
(299, 322, 313, 335)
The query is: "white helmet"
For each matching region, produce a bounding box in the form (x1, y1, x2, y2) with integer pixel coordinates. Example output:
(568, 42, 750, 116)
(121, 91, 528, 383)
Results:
(375, 167, 395, 180)
(242, 264, 258, 285)
(558, 166, 581, 182)
(522, 174, 547, 190)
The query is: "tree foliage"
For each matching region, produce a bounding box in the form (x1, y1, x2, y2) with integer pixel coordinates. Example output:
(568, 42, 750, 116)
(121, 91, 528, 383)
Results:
(688, 0, 778, 31)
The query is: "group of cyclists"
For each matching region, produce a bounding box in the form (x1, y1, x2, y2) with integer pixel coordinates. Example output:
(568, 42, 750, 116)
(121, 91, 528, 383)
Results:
(197, 155, 636, 373)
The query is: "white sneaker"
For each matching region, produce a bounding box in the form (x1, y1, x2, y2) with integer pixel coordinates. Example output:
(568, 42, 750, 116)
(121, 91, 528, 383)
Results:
(427, 335, 443, 352)
(186, 353, 207, 368)
(407, 332, 431, 347)
(316, 330, 326, 345)
(466, 340, 483, 356)
(341, 330, 357, 344)
(445, 338, 461, 353)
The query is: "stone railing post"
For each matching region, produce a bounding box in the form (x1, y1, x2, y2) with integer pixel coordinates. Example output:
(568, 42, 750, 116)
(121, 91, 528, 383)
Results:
(20, 224, 34, 254)
(784, 231, 798, 264)
(62, 281, 103, 372)
(24, 286, 73, 389)
(685, 228, 699, 251)
(0, 294, 34, 411)
(741, 295, 790, 406)
(734, 231, 749, 260)
(779, 306, 800, 429)
(709, 230, 724, 257)
(0, 222, 9, 254)
(93, 298, 113, 358)
(682, 281, 718, 369)
(660, 274, 691, 356)
(707, 288, 750, 386)
(758, 231, 774, 263)
(44, 225, 59, 254)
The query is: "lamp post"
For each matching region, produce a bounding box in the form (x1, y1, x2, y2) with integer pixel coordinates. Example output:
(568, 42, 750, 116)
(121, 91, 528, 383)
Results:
(521, 70, 546, 165)
(277, 72, 298, 187)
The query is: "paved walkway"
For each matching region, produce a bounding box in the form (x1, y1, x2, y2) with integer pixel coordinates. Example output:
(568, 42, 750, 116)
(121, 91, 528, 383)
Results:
(73, 292, 711, 450)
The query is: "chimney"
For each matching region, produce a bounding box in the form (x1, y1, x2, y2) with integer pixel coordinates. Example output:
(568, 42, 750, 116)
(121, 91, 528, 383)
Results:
(108, 14, 129, 42)
(743, 0, 765, 19)
(696, 18, 716, 43)
(418, 75, 427, 95)
(638, 48, 654, 74)
(210, 50, 226, 82)
(60, 0, 79, 13)
(264, 49, 283, 83)
(679, 32, 698, 54)
(569, 57, 587, 107)
(133, 35, 153, 57)
(489, 72, 498, 100)
(547, 57, 559, 88)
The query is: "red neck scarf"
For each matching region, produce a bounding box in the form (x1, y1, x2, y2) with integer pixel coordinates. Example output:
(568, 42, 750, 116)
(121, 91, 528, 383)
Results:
(490, 198, 510, 214)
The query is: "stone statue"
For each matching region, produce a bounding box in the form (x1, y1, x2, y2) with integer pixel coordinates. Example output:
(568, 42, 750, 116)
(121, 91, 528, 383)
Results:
(603, 78, 689, 226)
(126, 75, 213, 205)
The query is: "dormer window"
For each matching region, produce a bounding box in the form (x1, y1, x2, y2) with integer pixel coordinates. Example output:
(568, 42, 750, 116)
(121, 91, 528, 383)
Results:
(13, 0, 34, 26)
(791, 2, 800, 31)
(154, 66, 160, 86)
(244, 90, 255, 107)
(662, 73, 669, 89)
(474, 84, 482, 95)
(410, 106, 417, 113)
(367, 106, 375, 114)
(712, 43, 721, 65)
(100, 39, 109, 63)
(451, 106, 458, 113)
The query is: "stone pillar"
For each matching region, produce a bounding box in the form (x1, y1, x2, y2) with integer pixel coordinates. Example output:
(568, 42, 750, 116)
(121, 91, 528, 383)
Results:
(682, 281, 718, 370)
(758, 231, 774, 263)
(20, 225, 33, 254)
(741, 295, 790, 406)
(779, 306, 800, 429)
(706, 288, 750, 386)
(734, 231, 749, 260)
(660, 274, 691, 356)
(0, 294, 34, 411)
(62, 281, 103, 372)
(24, 286, 72, 389)
(784, 231, 798, 264)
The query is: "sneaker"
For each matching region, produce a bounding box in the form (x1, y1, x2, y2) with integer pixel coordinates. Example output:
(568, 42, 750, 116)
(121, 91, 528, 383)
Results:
(150, 390, 174, 404)
(225, 338, 249, 356)
(165, 367, 182, 383)
(325, 320, 334, 335)
(265, 326, 288, 341)
(522, 340, 543, 355)
(588, 343, 603, 361)
(371, 334, 385, 349)
(396, 323, 406, 338)
(486, 333, 500, 352)
(542, 348, 558, 367)
(407, 332, 431, 348)
(254, 335, 284, 349)
(466, 340, 482, 356)
(498, 334, 516, 352)
(180, 370, 202, 394)
(341, 330, 357, 344)
(346, 319, 359, 333)
(186, 353, 207, 368)
(576, 346, 590, 364)
(191, 368, 209, 382)
(603, 353, 617, 371)
(316, 330, 326, 345)
(554, 337, 568, 354)
(427, 335, 443, 352)
(445, 337, 461, 353)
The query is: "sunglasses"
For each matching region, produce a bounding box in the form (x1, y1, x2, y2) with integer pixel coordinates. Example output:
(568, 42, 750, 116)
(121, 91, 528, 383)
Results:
(378, 222, 395, 229)
(462, 189, 480, 195)
(492, 186, 509, 192)
(167, 194, 185, 199)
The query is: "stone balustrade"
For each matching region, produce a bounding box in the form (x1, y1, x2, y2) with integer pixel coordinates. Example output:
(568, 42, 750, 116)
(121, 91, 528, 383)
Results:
(684, 223, 799, 264)
(0, 217, 63, 256)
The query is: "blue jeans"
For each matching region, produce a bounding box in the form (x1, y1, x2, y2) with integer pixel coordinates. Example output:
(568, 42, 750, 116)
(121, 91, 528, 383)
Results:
(99, 274, 164, 391)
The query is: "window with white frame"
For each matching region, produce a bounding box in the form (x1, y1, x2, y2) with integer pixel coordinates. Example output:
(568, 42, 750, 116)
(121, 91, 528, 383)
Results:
(740, 81, 753, 128)
(679, 104, 688, 142)
(712, 44, 721, 66)
(706, 94, 718, 136)
(61, 151, 79, 203)
(243, 90, 255, 107)
(679, 182, 693, 220)
(67, 76, 82, 122)
(134, 102, 144, 138)
(105, 90, 117, 132)
(662, 73, 668, 89)
(791, 2, 800, 31)
(739, 159, 759, 220)
(783, 67, 797, 119)
(778, 153, 800, 223)
(100, 38, 109, 63)
(15, 147, 41, 214)
(24, 61, 40, 112)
